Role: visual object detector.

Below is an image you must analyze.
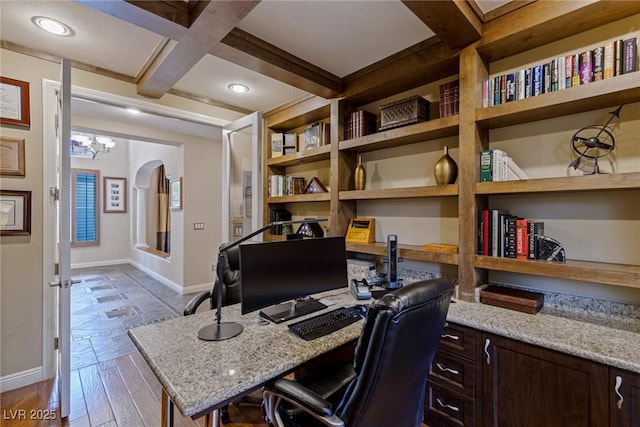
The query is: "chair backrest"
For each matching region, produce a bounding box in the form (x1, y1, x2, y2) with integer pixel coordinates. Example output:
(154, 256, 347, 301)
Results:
(212, 245, 241, 308)
(336, 278, 453, 427)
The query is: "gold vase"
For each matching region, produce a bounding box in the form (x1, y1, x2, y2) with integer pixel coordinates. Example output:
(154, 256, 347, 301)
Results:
(434, 145, 458, 185)
(354, 155, 366, 190)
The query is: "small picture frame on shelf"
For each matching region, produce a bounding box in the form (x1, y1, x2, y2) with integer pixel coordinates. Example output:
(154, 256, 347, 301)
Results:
(271, 133, 284, 158)
(0, 77, 30, 128)
(0, 190, 31, 235)
(0, 137, 26, 176)
(103, 177, 127, 213)
(170, 177, 183, 210)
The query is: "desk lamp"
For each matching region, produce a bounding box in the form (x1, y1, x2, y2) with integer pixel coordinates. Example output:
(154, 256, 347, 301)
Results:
(197, 218, 328, 341)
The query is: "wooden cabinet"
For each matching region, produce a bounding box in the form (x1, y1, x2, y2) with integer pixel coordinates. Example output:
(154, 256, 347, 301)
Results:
(424, 323, 480, 426)
(481, 333, 609, 427)
(610, 369, 640, 427)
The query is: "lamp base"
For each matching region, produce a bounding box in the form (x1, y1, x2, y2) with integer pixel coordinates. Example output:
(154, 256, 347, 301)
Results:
(197, 322, 243, 341)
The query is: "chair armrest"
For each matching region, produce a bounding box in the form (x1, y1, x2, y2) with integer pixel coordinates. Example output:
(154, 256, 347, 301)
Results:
(183, 291, 211, 316)
(272, 378, 333, 417)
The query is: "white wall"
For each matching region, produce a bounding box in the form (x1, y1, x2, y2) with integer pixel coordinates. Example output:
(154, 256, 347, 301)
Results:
(70, 136, 130, 266)
(0, 48, 239, 386)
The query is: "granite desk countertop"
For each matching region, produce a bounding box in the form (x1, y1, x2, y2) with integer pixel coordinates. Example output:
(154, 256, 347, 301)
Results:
(447, 299, 640, 374)
(127, 289, 362, 418)
(129, 288, 640, 419)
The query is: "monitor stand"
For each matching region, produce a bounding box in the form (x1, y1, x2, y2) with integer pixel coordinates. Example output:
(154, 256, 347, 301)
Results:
(259, 298, 327, 324)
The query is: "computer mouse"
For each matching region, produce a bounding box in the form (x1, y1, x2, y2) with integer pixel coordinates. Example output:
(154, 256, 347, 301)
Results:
(353, 304, 368, 314)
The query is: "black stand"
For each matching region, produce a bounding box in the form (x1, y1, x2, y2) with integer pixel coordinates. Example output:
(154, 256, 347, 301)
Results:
(197, 218, 327, 341)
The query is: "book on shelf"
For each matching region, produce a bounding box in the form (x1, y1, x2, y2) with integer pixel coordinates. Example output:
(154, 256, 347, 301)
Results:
(579, 50, 594, 84)
(344, 110, 376, 140)
(492, 209, 508, 257)
(527, 221, 545, 260)
(271, 133, 284, 158)
(543, 62, 551, 93)
(615, 39, 624, 76)
(572, 53, 581, 87)
(515, 218, 529, 260)
(505, 73, 516, 102)
(439, 80, 459, 117)
(480, 149, 493, 182)
(479, 149, 528, 182)
(532, 65, 543, 96)
(268, 175, 305, 197)
(593, 46, 604, 81)
(564, 54, 574, 88)
(604, 41, 615, 79)
(623, 37, 638, 73)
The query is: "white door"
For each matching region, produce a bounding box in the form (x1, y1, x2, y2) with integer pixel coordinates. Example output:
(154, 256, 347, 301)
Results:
(48, 58, 74, 419)
(222, 112, 263, 242)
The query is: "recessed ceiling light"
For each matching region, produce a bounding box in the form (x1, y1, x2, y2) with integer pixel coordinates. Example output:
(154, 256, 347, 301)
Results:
(31, 16, 74, 36)
(228, 83, 249, 94)
(125, 108, 142, 115)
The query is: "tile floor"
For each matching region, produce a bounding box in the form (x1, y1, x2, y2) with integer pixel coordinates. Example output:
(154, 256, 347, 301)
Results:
(70, 264, 206, 370)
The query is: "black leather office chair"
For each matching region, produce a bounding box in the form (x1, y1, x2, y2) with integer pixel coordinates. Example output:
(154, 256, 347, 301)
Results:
(262, 277, 454, 427)
(184, 245, 240, 316)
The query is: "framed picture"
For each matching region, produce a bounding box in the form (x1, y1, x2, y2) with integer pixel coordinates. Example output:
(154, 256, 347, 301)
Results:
(103, 177, 127, 213)
(0, 190, 31, 235)
(0, 77, 30, 128)
(0, 137, 25, 176)
(170, 177, 183, 210)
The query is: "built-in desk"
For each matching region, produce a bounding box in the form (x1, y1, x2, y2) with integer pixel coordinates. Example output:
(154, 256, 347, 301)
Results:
(127, 289, 362, 424)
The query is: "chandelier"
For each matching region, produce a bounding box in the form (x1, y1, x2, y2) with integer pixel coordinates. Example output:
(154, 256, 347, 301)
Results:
(70, 132, 116, 159)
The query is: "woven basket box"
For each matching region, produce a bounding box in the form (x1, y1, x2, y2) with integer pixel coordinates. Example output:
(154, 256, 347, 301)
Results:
(379, 95, 431, 131)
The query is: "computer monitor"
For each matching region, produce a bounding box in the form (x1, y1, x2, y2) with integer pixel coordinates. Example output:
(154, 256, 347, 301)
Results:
(238, 237, 348, 323)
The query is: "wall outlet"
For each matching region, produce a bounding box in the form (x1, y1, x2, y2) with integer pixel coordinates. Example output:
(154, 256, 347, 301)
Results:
(194, 222, 205, 230)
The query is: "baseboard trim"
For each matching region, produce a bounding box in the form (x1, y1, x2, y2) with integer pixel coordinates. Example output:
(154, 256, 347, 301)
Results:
(71, 259, 130, 269)
(128, 260, 185, 294)
(182, 282, 213, 295)
(0, 367, 44, 393)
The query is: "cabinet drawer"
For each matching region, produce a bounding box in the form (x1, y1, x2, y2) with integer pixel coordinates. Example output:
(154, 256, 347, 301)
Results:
(429, 351, 476, 399)
(425, 382, 476, 427)
(439, 323, 476, 360)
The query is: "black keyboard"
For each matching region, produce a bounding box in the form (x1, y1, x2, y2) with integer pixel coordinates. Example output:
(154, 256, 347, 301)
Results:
(288, 307, 361, 341)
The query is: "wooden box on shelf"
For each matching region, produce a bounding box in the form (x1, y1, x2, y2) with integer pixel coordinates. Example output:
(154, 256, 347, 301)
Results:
(480, 285, 544, 314)
(379, 95, 431, 131)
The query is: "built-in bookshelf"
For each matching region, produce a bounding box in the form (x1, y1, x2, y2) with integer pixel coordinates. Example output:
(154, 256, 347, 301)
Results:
(262, 3, 640, 300)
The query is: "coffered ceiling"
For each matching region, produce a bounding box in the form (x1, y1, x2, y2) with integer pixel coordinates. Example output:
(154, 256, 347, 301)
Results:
(1, 0, 519, 122)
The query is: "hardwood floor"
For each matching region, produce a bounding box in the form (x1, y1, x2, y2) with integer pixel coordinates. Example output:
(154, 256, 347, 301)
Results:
(0, 352, 268, 427)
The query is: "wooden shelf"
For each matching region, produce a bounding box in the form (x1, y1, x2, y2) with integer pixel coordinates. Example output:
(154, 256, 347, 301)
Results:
(346, 242, 459, 265)
(339, 115, 459, 153)
(340, 185, 458, 200)
(265, 97, 330, 130)
(267, 144, 331, 167)
(476, 72, 640, 129)
(267, 193, 331, 203)
(475, 256, 640, 288)
(474, 172, 640, 195)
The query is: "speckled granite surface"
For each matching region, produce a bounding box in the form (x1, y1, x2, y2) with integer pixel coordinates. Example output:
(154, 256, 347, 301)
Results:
(129, 286, 640, 419)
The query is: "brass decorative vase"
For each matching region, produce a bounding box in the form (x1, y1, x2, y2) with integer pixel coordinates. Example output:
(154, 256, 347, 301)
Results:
(354, 155, 366, 190)
(434, 145, 458, 185)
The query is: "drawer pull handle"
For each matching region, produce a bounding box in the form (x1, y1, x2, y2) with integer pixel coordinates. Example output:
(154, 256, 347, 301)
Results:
(441, 333, 460, 340)
(484, 338, 491, 365)
(436, 362, 459, 375)
(436, 398, 460, 412)
(615, 375, 624, 409)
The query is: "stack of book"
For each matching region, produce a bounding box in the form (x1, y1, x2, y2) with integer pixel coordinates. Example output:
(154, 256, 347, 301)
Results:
(482, 37, 637, 107)
(268, 175, 305, 197)
(439, 80, 459, 118)
(477, 209, 545, 260)
(480, 149, 528, 182)
(344, 110, 377, 140)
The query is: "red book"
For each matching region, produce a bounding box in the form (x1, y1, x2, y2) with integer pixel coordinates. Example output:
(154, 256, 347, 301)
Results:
(516, 219, 529, 260)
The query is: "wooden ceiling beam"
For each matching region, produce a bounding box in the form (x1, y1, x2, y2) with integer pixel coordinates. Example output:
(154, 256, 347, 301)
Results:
(212, 28, 343, 99)
(402, 0, 482, 49)
(341, 37, 460, 104)
(75, 0, 187, 40)
(136, 1, 260, 98)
